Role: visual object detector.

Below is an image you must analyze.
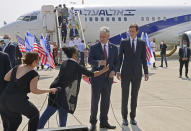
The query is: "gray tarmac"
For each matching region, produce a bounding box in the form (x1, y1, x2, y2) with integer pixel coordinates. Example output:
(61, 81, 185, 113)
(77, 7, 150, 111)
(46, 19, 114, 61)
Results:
(1, 59, 191, 131)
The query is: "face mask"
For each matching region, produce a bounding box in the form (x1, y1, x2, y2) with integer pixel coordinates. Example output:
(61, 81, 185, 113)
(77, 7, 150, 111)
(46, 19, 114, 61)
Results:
(183, 44, 187, 47)
(4, 39, 9, 44)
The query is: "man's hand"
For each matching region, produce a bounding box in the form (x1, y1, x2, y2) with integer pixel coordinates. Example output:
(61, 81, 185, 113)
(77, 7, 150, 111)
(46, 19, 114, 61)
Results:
(145, 74, 149, 81)
(117, 72, 121, 80)
(99, 60, 106, 66)
(109, 71, 115, 78)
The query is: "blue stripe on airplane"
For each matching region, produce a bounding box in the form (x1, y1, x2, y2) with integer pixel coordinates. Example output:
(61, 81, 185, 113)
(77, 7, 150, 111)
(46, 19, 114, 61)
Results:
(109, 14, 191, 45)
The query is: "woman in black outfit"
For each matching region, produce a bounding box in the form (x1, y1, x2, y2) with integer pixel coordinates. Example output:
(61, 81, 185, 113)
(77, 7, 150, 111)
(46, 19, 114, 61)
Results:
(0, 52, 57, 131)
(38, 46, 109, 128)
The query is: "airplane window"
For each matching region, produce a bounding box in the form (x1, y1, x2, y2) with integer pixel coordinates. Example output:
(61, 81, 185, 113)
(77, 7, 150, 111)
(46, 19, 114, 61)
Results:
(95, 17, 98, 21)
(112, 17, 115, 21)
(163, 17, 167, 21)
(158, 17, 161, 21)
(185, 16, 188, 21)
(152, 17, 155, 21)
(106, 17, 109, 21)
(17, 16, 24, 21)
(141, 17, 144, 21)
(124, 17, 127, 21)
(118, 17, 121, 21)
(146, 17, 149, 21)
(89, 17, 93, 21)
(101, 17, 104, 21)
(174, 17, 178, 21)
(23, 16, 30, 21)
(30, 16, 37, 21)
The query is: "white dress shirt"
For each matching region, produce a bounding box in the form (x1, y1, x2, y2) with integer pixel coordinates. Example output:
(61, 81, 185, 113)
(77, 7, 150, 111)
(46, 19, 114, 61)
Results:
(130, 37, 137, 52)
(74, 38, 81, 46)
(69, 40, 75, 47)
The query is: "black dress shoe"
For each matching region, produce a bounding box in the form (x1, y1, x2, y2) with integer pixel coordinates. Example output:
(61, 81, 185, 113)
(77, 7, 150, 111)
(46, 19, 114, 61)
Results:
(100, 123, 116, 129)
(90, 124, 96, 131)
(122, 119, 128, 126)
(130, 119, 137, 125)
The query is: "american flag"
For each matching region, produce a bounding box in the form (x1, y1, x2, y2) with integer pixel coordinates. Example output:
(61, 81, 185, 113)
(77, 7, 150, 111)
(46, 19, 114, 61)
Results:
(41, 35, 55, 68)
(33, 36, 47, 65)
(16, 35, 26, 53)
(141, 32, 155, 65)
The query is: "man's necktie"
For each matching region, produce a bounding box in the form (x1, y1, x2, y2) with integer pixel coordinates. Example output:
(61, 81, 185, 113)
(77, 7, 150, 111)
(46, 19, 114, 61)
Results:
(132, 39, 135, 55)
(104, 45, 107, 62)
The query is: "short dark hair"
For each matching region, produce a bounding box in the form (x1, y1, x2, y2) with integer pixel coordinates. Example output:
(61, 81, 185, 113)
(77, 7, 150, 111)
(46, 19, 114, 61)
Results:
(129, 24, 139, 31)
(23, 52, 40, 65)
(62, 46, 77, 58)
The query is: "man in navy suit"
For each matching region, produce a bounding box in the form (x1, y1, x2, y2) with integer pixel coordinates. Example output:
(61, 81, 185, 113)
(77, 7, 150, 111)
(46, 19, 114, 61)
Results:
(88, 26, 118, 130)
(117, 24, 149, 126)
(0, 50, 11, 131)
(2, 35, 16, 67)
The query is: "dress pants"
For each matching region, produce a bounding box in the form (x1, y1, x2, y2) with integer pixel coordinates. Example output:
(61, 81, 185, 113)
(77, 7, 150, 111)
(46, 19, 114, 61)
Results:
(90, 77, 113, 125)
(121, 77, 142, 120)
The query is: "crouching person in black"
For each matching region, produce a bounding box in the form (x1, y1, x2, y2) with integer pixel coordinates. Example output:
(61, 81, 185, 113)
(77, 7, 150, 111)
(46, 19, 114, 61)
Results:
(38, 46, 109, 128)
(0, 52, 57, 131)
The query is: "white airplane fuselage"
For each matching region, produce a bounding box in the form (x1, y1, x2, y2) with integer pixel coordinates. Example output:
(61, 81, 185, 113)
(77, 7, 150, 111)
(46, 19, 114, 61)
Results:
(0, 6, 191, 46)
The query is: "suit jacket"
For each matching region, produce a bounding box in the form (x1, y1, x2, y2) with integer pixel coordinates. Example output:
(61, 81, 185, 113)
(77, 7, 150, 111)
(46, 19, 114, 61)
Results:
(160, 44, 167, 54)
(69, 28, 78, 38)
(4, 43, 16, 67)
(117, 38, 148, 80)
(16, 44, 22, 65)
(88, 42, 118, 81)
(0, 51, 11, 94)
(179, 47, 191, 62)
(48, 60, 94, 113)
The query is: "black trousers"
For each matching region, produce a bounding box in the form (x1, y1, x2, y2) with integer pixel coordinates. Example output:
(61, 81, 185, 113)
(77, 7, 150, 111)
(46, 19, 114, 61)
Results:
(121, 77, 142, 120)
(0, 94, 39, 131)
(153, 52, 156, 67)
(0, 112, 8, 131)
(90, 78, 113, 125)
(79, 52, 85, 66)
(62, 32, 67, 43)
(179, 60, 189, 76)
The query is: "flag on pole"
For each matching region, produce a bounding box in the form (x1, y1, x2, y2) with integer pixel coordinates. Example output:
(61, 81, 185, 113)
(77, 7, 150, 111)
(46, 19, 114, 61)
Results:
(25, 32, 35, 52)
(141, 32, 155, 65)
(40, 35, 55, 68)
(16, 35, 26, 53)
(33, 36, 47, 65)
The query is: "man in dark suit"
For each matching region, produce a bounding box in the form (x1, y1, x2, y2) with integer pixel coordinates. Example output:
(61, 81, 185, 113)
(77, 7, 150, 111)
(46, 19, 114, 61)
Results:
(2, 35, 16, 67)
(117, 24, 149, 126)
(0, 51, 11, 131)
(160, 41, 168, 67)
(88, 26, 118, 130)
(69, 25, 78, 38)
(179, 40, 190, 78)
(0, 38, 3, 51)
(61, 19, 68, 43)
